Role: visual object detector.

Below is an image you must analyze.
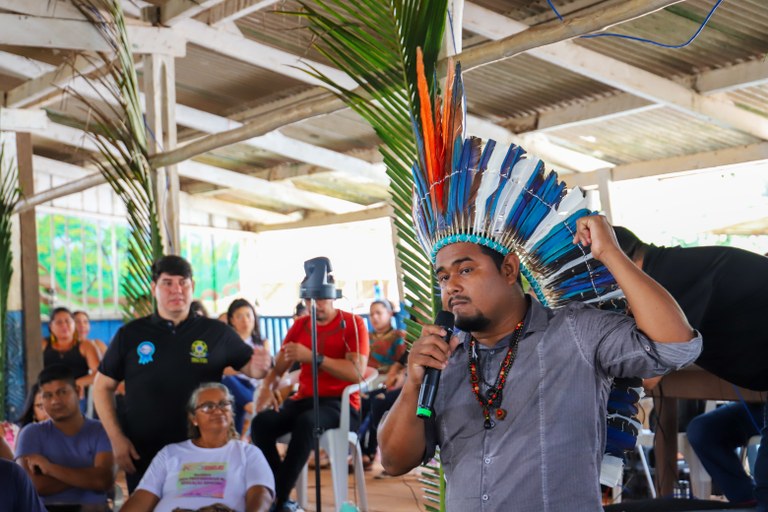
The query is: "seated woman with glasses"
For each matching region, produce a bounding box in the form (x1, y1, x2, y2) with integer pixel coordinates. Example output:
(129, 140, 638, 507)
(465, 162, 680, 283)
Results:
(121, 383, 275, 512)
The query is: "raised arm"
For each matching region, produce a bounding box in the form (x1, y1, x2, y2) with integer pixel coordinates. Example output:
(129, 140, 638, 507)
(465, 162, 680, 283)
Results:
(254, 348, 292, 412)
(573, 215, 694, 343)
(93, 372, 139, 473)
(239, 345, 271, 379)
(379, 324, 451, 475)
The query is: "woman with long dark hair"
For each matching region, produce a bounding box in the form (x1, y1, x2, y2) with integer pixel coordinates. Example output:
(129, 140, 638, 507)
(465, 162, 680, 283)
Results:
(42, 307, 99, 399)
(222, 299, 271, 437)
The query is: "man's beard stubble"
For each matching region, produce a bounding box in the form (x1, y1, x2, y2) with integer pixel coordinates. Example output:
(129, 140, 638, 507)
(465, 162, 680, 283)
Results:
(454, 312, 491, 332)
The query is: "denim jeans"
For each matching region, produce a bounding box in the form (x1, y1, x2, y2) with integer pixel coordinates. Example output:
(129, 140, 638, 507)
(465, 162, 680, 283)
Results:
(687, 401, 765, 505)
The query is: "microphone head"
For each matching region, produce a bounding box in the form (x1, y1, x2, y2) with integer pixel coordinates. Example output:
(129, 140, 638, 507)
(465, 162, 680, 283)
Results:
(434, 310, 455, 329)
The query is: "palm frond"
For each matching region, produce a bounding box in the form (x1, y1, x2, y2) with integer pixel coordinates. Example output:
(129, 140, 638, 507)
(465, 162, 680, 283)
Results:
(294, 3, 450, 509)
(65, 0, 163, 320)
(295, 0, 450, 342)
(0, 143, 21, 420)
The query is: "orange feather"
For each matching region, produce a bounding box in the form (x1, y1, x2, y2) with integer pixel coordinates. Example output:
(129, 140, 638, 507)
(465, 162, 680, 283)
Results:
(416, 48, 436, 186)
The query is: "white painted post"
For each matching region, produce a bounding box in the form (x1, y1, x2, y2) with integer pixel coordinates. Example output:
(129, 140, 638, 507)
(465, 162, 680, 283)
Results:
(143, 53, 180, 255)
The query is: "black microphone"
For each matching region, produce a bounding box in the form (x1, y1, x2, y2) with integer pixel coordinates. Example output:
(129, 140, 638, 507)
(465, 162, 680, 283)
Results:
(417, 311, 454, 419)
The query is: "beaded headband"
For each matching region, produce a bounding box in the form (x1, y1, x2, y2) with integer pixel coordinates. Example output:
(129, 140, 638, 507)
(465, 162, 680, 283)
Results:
(410, 55, 623, 308)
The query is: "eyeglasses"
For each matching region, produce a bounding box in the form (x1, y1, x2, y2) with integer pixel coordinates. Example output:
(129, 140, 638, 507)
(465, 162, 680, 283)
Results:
(194, 400, 233, 414)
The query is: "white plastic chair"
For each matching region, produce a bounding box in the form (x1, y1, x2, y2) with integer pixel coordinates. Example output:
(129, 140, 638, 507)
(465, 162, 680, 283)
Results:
(291, 367, 379, 512)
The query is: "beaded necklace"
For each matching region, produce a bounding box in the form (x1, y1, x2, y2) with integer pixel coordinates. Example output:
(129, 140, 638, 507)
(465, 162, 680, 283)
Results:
(468, 320, 524, 429)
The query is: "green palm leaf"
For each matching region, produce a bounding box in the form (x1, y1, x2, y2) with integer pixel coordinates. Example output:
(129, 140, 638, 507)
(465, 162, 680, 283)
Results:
(294, 0, 449, 342)
(64, 0, 163, 320)
(0, 143, 21, 420)
(294, 2, 450, 509)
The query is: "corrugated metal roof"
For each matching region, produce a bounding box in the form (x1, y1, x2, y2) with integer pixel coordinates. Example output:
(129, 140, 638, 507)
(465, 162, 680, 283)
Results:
(548, 107, 760, 165)
(175, 44, 308, 115)
(463, 54, 617, 120)
(726, 85, 768, 118)
(574, 0, 768, 78)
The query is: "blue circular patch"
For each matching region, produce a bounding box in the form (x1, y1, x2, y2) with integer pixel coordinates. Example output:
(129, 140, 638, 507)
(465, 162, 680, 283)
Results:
(137, 341, 155, 365)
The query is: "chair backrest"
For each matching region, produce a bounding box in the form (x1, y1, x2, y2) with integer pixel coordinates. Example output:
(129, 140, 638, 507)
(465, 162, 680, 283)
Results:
(338, 367, 379, 436)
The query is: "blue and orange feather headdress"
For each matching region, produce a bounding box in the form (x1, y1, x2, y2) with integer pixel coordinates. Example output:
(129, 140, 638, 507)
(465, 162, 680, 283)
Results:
(410, 50, 623, 309)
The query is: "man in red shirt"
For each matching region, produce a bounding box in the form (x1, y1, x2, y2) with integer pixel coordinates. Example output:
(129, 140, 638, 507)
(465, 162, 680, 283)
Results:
(251, 298, 369, 512)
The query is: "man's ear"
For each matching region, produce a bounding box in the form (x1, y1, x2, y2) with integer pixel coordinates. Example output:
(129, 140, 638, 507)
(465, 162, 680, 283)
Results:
(501, 252, 521, 285)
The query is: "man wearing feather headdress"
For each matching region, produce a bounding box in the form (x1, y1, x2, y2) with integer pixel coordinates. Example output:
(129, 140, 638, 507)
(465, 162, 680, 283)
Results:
(376, 49, 702, 509)
(379, 215, 702, 511)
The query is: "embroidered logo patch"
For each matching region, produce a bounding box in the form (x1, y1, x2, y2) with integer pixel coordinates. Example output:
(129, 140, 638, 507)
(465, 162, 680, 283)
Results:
(137, 341, 155, 365)
(190, 340, 208, 363)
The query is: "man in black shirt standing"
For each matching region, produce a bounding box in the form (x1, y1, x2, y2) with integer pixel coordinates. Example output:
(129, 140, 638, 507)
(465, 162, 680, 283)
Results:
(93, 255, 271, 492)
(615, 227, 768, 510)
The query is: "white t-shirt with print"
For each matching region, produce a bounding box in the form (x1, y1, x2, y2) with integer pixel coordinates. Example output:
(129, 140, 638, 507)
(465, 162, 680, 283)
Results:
(137, 439, 274, 512)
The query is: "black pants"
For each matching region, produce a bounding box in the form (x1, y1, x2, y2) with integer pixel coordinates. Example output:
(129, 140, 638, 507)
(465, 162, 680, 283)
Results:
(125, 444, 162, 494)
(360, 388, 400, 457)
(251, 397, 359, 505)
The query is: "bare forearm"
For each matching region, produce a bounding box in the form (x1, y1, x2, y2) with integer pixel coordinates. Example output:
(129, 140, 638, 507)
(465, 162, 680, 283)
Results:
(93, 382, 124, 442)
(29, 473, 70, 495)
(46, 463, 114, 491)
(262, 353, 290, 390)
(319, 356, 365, 382)
(378, 381, 428, 475)
(245, 486, 274, 512)
(121, 490, 160, 512)
(601, 249, 694, 343)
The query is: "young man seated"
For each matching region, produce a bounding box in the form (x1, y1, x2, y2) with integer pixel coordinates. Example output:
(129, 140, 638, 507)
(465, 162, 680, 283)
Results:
(15, 364, 114, 510)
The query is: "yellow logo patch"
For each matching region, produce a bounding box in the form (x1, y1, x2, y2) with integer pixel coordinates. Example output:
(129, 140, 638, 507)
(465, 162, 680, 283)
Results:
(190, 340, 209, 364)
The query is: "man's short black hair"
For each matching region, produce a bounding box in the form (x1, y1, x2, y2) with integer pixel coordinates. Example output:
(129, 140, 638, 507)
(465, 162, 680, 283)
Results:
(478, 244, 523, 285)
(38, 364, 76, 388)
(151, 255, 193, 282)
(478, 244, 505, 270)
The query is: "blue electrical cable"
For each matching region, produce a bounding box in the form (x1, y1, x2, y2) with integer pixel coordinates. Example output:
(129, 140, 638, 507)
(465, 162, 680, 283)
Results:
(547, 0, 563, 22)
(547, 0, 725, 49)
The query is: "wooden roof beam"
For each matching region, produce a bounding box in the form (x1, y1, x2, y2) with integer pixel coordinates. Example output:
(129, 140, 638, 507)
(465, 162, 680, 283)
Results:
(194, 0, 280, 25)
(27, 120, 366, 215)
(172, 19, 355, 89)
(564, 142, 768, 189)
(20, 155, 300, 224)
(144, 0, 227, 25)
(0, 51, 386, 185)
(506, 59, 768, 134)
(0, 13, 185, 56)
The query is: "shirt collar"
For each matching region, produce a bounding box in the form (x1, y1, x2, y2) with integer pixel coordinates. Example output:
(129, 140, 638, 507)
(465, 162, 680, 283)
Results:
(150, 311, 195, 329)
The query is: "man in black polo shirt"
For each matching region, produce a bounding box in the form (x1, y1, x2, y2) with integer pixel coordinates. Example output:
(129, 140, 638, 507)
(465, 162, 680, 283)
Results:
(93, 255, 271, 492)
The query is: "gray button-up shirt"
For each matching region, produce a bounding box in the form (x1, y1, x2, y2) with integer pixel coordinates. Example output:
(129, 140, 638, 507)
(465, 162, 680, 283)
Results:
(427, 297, 702, 512)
